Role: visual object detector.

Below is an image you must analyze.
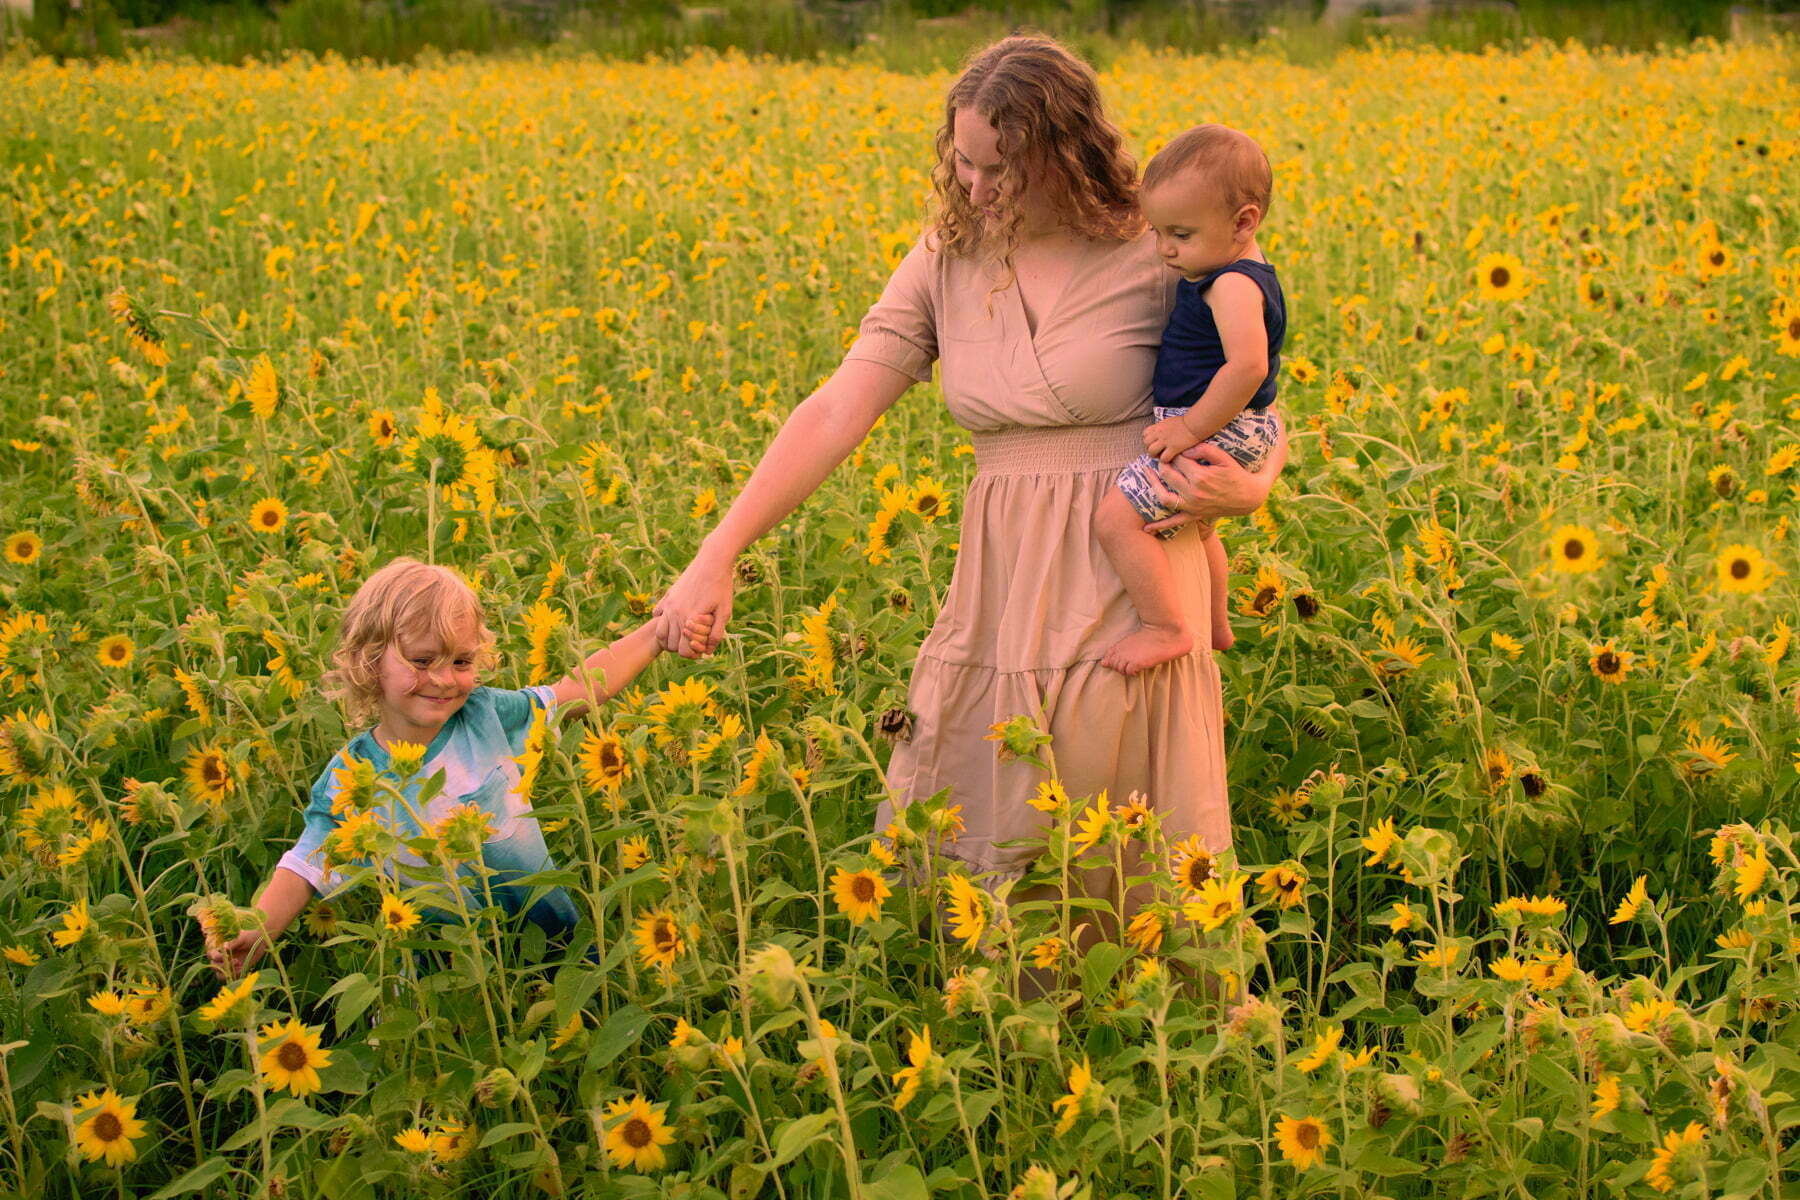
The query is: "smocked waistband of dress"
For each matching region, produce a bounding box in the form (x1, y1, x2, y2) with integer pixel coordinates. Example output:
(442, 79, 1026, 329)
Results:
(970, 419, 1147, 476)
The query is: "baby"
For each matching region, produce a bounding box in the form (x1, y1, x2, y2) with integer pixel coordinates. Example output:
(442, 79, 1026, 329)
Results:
(1098, 124, 1286, 676)
(205, 556, 709, 977)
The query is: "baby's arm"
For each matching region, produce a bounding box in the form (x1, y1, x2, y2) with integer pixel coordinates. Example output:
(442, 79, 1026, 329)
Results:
(208, 867, 314, 979)
(1144, 273, 1270, 463)
(547, 615, 713, 719)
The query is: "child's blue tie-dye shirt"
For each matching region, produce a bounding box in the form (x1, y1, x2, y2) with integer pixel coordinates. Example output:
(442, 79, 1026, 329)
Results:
(277, 684, 576, 932)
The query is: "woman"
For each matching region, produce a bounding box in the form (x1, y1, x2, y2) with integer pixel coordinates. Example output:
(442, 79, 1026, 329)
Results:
(654, 35, 1286, 879)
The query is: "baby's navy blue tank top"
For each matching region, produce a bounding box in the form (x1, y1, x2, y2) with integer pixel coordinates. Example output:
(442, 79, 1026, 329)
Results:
(1152, 259, 1285, 412)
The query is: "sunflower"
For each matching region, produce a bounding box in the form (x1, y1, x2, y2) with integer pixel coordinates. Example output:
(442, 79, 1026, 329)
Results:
(1475, 252, 1526, 302)
(1715, 544, 1773, 594)
(944, 874, 987, 949)
(1237, 564, 1284, 618)
(52, 898, 90, 949)
(379, 894, 420, 934)
(258, 1018, 332, 1096)
(247, 497, 288, 535)
(1375, 636, 1430, 675)
(1588, 640, 1634, 685)
(1169, 834, 1217, 893)
(1609, 876, 1650, 925)
(1028, 937, 1064, 970)
(1275, 1114, 1331, 1171)
(1680, 734, 1737, 778)
(1646, 1122, 1705, 1194)
(1125, 907, 1165, 953)
(432, 1121, 476, 1163)
(1286, 356, 1319, 384)
(400, 405, 495, 501)
(1256, 864, 1307, 910)
(1050, 1057, 1094, 1138)
(1294, 1026, 1343, 1073)
(1775, 303, 1800, 357)
(3, 532, 41, 565)
(1070, 800, 1112, 854)
(1481, 747, 1513, 790)
(890, 1027, 936, 1111)
(634, 908, 684, 972)
(394, 1127, 435, 1154)
(831, 867, 891, 925)
(1547, 524, 1602, 573)
(1360, 817, 1399, 868)
(184, 745, 234, 806)
(1266, 787, 1309, 824)
(1592, 1074, 1621, 1119)
(603, 1095, 675, 1172)
(96, 635, 134, 669)
(908, 478, 950, 523)
(71, 1089, 147, 1167)
(579, 726, 630, 794)
(17, 782, 89, 864)
(245, 355, 280, 420)
(1183, 871, 1245, 932)
(618, 836, 651, 871)
(367, 408, 398, 447)
(199, 971, 259, 1022)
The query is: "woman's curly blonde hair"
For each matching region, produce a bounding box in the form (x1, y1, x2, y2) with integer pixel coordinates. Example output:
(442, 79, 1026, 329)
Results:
(321, 557, 498, 726)
(929, 34, 1144, 290)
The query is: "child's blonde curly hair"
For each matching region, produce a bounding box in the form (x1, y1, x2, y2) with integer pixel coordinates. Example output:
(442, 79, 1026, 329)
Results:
(322, 557, 498, 726)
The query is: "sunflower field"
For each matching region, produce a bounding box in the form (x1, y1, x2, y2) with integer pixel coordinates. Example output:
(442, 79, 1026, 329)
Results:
(2, 34, 1799, 1200)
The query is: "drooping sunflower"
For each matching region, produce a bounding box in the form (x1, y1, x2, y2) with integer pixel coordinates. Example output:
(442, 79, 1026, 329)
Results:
(4, 531, 41, 565)
(245, 355, 280, 420)
(1360, 817, 1399, 868)
(1547, 524, 1602, 573)
(1294, 1025, 1343, 1073)
(831, 867, 891, 926)
(603, 1095, 675, 1172)
(1715, 544, 1773, 594)
(258, 1018, 333, 1096)
(52, 898, 91, 949)
(96, 635, 134, 669)
(1050, 1057, 1094, 1138)
(1475, 252, 1527, 302)
(247, 497, 288, 535)
(17, 782, 89, 865)
(198, 970, 259, 1022)
(71, 1089, 147, 1167)
(890, 1027, 935, 1111)
(944, 874, 987, 949)
(1070, 799, 1112, 854)
(1645, 1122, 1705, 1194)
(1588, 640, 1634, 685)
(1608, 875, 1651, 925)
(1375, 636, 1430, 675)
(634, 908, 684, 972)
(400, 405, 494, 501)
(1275, 1114, 1331, 1170)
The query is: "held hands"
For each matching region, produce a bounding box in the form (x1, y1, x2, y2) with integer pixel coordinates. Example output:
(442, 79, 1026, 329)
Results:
(1142, 414, 1202, 464)
(1139, 444, 1252, 535)
(653, 557, 733, 659)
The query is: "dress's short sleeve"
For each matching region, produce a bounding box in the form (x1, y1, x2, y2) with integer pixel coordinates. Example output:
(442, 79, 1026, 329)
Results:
(843, 236, 938, 383)
(483, 684, 558, 743)
(276, 752, 350, 896)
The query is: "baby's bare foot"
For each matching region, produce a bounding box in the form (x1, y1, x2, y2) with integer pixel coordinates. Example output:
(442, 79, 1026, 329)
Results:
(1101, 627, 1193, 676)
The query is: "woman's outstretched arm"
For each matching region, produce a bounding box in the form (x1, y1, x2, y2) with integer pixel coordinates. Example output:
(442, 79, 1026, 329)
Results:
(652, 358, 918, 656)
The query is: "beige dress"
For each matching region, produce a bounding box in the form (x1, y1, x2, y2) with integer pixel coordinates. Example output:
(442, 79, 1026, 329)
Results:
(846, 228, 1232, 877)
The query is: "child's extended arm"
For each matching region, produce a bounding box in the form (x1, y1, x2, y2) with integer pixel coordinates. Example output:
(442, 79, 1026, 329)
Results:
(547, 615, 713, 718)
(208, 867, 314, 979)
(1142, 272, 1270, 463)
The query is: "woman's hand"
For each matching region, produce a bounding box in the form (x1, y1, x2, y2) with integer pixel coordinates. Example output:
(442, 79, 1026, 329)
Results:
(208, 925, 271, 980)
(1140, 414, 1287, 534)
(652, 554, 733, 658)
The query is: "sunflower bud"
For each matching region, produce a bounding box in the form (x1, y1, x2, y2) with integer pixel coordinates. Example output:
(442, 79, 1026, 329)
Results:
(745, 944, 800, 1008)
(475, 1067, 522, 1108)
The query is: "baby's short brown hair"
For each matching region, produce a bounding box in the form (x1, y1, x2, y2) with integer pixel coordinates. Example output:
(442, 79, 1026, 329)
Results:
(1142, 124, 1273, 221)
(321, 557, 497, 725)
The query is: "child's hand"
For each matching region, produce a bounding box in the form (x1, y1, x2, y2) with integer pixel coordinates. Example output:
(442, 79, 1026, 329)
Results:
(682, 613, 715, 658)
(208, 924, 271, 980)
(1143, 415, 1202, 463)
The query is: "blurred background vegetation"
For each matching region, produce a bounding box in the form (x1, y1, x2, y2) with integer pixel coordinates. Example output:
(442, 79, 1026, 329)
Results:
(5, 0, 1800, 73)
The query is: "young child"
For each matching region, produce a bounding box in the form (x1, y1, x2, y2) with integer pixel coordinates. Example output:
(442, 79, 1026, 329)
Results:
(206, 556, 710, 977)
(1098, 124, 1286, 676)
